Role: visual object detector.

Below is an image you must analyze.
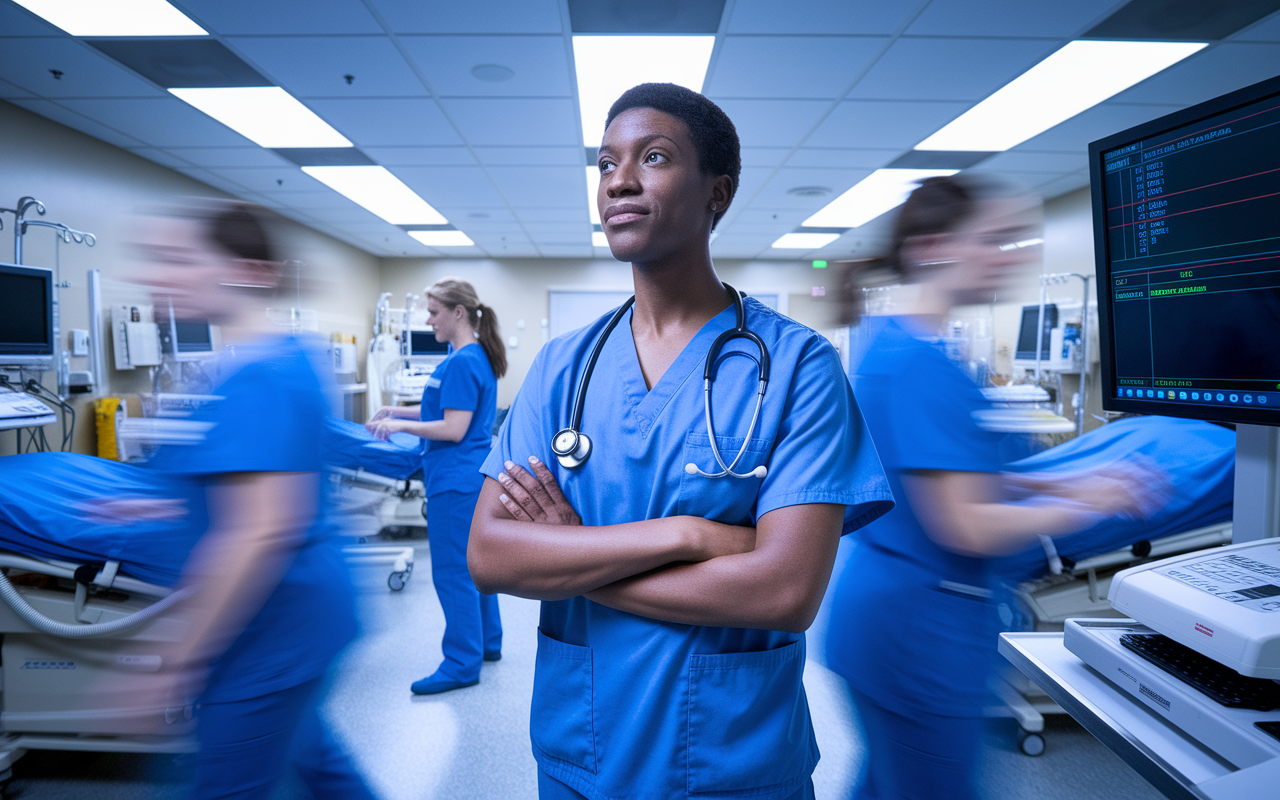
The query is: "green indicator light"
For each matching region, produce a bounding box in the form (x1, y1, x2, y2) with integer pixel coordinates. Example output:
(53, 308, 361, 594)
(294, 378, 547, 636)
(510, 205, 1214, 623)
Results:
(812, 260, 828, 269)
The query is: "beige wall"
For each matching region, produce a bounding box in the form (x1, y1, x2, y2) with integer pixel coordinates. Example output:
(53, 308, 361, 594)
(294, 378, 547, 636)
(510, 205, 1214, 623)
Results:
(378, 256, 841, 407)
(0, 100, 382, 455)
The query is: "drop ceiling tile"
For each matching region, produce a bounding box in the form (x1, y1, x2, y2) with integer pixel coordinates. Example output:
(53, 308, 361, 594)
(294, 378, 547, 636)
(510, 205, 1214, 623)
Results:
(203, 167, 326, 193)
(126, 147, 194, 170)
(256, 189, 367, 210)
(1036, 171, 1092, 199)
(394, 165, 506, 207)
(514, 207, 590, 223)
(962, 168, 1064, 191)
(733, 166, 775, 201)
(1233, 11, 1280, 40)
(1017, 102, 1183, 153)
(362, 146, 478, 166)
(56, 96, 256, 147)
(978, 151, 1088, 173)
(906, 0, 1119, 37)
(706, 36, 887, 99)
(848, 37, 1058, 101)
(305, 98, 463, 147)
(400, 35, 572, 97)
(173, 166, 252, 195)
(162, 147, 293, 168)
(433, 207, 518, 224)
(7, 98, 146, 148)
(441, 98, 579, 146)
(756, 167, 874, 209)
(178, 0, 384, 35)
(474, 146, 582, 166)
(227, 36, 427, 99)
(741, 148, 793, 167)
(0, 4, 62, 35)
(0, 78, 34, 98)
(0, 38, 165, 98)
(805, 100, 971, 149)
(783, 148, 900, 169)
(371, 0, 564, 34)
(490, 166, 586, 208)
(537, 246, 594, 258)
(711, 99, 832, 148)
(727, 0, 919, 35)
(1111, 43, 1280, 107)
(287, 205, 387, 225)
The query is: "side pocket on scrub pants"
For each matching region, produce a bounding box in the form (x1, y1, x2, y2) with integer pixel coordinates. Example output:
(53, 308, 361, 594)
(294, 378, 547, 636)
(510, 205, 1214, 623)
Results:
(686, 639, 812, 793)
(677, 431, 772, 523)
(530, 629, 597, 774)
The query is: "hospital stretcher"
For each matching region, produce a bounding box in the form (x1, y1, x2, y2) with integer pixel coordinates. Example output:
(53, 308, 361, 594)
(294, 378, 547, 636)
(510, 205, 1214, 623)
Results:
(986, 416, 1236, 755)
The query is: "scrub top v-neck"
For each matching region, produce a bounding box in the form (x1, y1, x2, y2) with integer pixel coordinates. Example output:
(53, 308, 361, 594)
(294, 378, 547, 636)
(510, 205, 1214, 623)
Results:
(482, 297, 892, 800)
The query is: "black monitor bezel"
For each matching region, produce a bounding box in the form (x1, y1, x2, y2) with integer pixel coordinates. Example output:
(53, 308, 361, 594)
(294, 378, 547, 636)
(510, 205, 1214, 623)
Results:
(0, 262, 55, 359)
(1090, 73, 1280, 427)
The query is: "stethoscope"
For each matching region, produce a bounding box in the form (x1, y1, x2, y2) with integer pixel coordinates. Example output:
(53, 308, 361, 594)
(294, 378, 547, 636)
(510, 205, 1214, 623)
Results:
(550, 284, 771, 479)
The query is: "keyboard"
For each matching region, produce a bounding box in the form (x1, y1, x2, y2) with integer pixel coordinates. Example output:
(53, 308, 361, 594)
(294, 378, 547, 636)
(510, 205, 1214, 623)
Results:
(1120, 633, 1280, 711)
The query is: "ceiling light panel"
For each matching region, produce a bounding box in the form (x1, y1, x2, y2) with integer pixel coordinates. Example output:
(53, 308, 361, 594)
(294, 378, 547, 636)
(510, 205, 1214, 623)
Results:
(802, 168, 958, 229)
(585, 166, 601, 225)
(772, 233, 840, 249)
(13, 0, 207, 36)
(169, 87, 351, 149)
(572, 36, 715, 146)
(592, 231, 609, 247)
(302, 166, 448, 225)
(915, 40, 1206, 152)
(409, 230, 475, 247)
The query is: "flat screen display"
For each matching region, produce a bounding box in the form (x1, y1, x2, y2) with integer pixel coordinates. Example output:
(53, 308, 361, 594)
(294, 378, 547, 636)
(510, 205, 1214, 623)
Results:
(174, 320, 213, 353)
(1091, 74, 1280, 425)
(0, 263, 53, 359)
(409, 330, 449, 356)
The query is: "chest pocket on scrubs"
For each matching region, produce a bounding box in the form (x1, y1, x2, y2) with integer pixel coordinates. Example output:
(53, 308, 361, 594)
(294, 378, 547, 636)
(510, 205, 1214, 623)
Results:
(687, 639, 812, 792)
(677, 431, 772, 524)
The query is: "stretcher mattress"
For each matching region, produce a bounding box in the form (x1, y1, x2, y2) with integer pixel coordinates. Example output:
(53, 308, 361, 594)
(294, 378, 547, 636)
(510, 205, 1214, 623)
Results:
(323, 418, 422, 480)
(997, 416, 1235, 581)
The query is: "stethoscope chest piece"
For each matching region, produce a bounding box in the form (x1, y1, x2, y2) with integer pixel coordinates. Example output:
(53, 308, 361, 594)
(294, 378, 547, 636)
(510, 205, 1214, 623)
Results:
(552, 428, 592, 470)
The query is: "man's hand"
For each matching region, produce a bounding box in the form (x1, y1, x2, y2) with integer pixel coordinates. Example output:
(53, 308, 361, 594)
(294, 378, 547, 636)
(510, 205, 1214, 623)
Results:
(496, 456, 582, 525)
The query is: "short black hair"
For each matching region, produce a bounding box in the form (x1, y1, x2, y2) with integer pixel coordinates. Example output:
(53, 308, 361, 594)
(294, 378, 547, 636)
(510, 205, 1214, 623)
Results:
(605, 83, 741, 228)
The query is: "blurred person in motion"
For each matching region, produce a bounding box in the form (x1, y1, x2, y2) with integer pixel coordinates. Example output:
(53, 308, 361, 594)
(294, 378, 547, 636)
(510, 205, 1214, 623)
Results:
(366, 278, 505, 694)
(128, 201, 377, 800)
(825, 176, 1163, 800)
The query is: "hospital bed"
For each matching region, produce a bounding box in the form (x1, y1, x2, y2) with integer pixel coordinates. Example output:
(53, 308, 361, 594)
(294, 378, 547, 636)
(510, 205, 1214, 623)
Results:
(987, 416, 1236, 755)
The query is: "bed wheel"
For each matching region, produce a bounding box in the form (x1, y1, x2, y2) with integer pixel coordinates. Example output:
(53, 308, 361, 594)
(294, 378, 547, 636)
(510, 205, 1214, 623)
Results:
(388, 570, 409, 592)
(1019, 732, 1045, 756)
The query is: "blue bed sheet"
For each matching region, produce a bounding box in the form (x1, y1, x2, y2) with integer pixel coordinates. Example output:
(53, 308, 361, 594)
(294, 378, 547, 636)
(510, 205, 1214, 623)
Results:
(996, 416, 1235, 582)
(323, 418, 421, 480)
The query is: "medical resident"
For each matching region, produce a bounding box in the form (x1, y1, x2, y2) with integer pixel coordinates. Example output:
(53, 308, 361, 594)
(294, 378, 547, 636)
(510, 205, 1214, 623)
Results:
(825, 176, 1162, 800)
(367, 279, 505, 694)
(134, 201, 376, 799)
(468, 83, 894, 800)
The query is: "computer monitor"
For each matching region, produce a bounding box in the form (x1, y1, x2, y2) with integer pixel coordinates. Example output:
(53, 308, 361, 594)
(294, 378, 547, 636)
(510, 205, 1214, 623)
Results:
(0, 263, 54, 370)
(1014, 304, 1058, 362)
(1090, 74, 1280, 426)
(161, 301, 215, 361)
(407, 330, 449, 357)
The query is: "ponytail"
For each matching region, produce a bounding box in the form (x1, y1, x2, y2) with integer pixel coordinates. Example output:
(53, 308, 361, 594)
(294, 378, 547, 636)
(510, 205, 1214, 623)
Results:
(474, 302, 507, 378)
(425, 278, 507, 378)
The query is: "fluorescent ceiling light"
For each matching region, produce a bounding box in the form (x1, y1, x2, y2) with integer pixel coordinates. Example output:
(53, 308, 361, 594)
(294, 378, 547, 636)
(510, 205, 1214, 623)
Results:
(13, 0, 207, 36)
(586, 166, 601, 225)
(170, 87, 350, 149)
(409, 230, 474, 247)
(803, 169, 958, 229)
(592, 231, 609, 247)
(302, 166, 448, 225)
(916, 40, 1206, 152)
(573, 36, 715, 147)
(772, 233, 840, 250)
(1000, 237, 1044, 251)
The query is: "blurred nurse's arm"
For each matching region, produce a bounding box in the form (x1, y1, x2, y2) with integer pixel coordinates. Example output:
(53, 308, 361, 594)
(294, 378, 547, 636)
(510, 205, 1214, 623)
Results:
(468, 461, 756, 602)
(902, 466, 1159, 558)
(163, 472, 316, 679)
(368, 408, 472, 443)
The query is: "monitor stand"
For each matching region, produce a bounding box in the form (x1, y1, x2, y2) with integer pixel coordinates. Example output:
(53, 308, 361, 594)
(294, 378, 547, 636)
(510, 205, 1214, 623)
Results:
(1233, 424, 1280, 542)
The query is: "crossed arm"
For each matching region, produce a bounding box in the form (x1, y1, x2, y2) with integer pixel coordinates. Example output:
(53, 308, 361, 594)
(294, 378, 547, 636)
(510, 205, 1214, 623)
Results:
(467, 457, 844, 633)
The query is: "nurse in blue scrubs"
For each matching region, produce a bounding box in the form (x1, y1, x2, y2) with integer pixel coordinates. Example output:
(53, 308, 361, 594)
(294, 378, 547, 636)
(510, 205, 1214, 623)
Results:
(134, 202, 376, 799)
(367, 279, 504, 694)
(825, 176, 1160, 800)
(468, 83, 894, 800)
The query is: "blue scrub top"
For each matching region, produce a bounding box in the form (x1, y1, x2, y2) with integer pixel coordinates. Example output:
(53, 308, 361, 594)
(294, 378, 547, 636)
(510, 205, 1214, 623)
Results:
(827, 317, 1004, 717)
(483, 297, 892, 800)
(420, 343, 496, 497)
(150, 335, 358, 704)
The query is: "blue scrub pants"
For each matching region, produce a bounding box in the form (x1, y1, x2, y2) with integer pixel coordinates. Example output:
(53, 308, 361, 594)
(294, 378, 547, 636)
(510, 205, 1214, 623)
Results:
(537, 771, 815, 799)
(846, 688, 984, 800)
(427, 487, 502, 682)
(193, 677, 376, 800)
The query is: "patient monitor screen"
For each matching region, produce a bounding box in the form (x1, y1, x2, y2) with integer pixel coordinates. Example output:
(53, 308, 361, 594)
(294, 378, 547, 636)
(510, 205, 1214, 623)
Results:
(0, 265, 52, 355)
(1094, 77, 1280, 421)
(409, 330, 449, 356)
